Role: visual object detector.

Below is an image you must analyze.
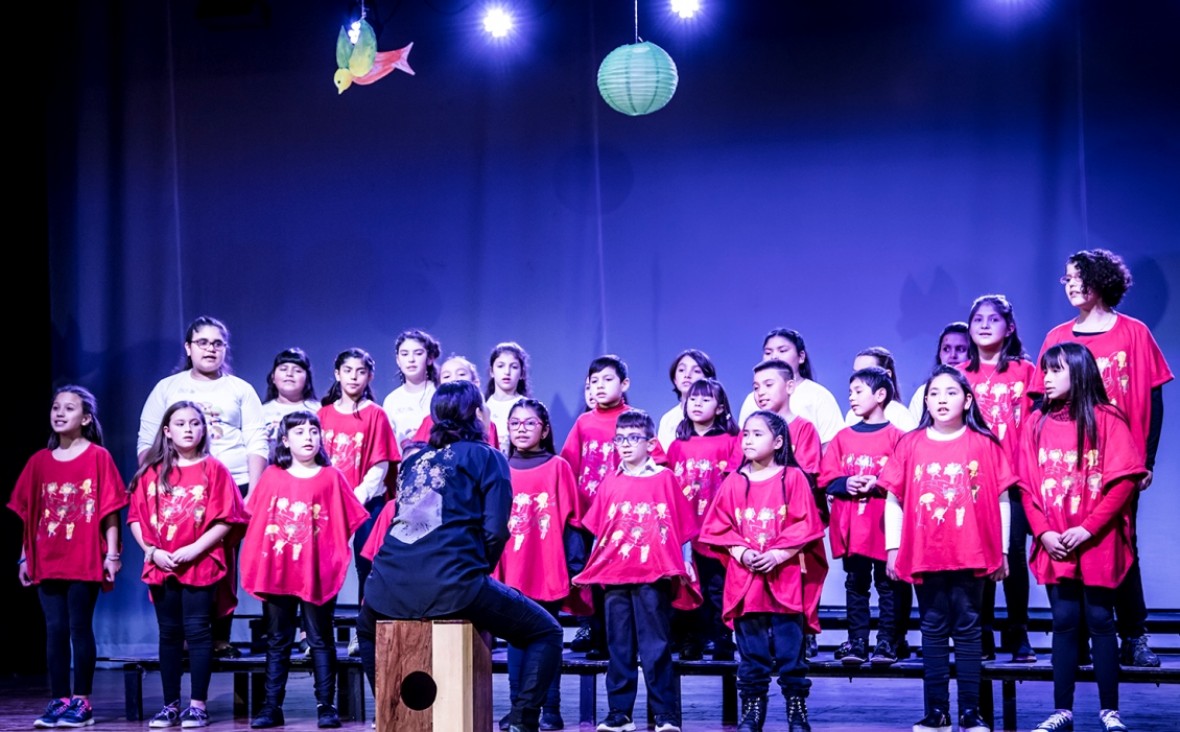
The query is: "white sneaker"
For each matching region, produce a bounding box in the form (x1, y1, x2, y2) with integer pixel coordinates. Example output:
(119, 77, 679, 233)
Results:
(348, 629, 360, 657)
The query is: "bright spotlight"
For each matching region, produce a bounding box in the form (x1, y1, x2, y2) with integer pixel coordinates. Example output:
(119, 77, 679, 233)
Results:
(671, 0, 701, 19)
(483, 6, 514, 38)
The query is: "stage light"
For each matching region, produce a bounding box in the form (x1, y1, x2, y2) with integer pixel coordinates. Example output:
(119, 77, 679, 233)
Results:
(670, 0, 701, 19)
(482, 6, 514, 38)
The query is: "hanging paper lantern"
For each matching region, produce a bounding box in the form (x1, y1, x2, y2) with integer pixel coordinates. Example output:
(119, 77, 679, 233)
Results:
(597, 41, 679, 116)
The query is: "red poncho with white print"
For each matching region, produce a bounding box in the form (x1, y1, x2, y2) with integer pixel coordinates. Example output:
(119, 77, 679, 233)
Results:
(239, 465, 369, 605)
(572, 469, 700, 610)
(1019, 406, 1145, 588)
(698, 467, 828, 632)
(493, 456, 581, 603)
(787, 417, 821, 477)
(318, 402, 401, 489)
(818, 424, 905, 562)
(958, 359, 1035, 463)
(559, 404, 667, 511)
(877, 429, 1018, 583)
(8, 445, 128, 586)
(1030, 315, 1173, 452)
(665, 433, 742, 528)
(127, 457, 250, 588)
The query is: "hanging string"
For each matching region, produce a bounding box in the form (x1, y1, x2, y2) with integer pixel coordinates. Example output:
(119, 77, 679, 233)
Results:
(634, 0, 640, 43)
(165, 0, 186, 328)
(1074, 3, 1090, 247)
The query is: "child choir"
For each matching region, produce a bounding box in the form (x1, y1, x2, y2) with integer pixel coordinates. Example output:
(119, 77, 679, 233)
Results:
(9, 248, 1171, 732)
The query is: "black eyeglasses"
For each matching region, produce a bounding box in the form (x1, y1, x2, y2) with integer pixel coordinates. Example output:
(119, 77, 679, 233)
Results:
(190, 339, 227, 351)
(612, 434, 648, 446)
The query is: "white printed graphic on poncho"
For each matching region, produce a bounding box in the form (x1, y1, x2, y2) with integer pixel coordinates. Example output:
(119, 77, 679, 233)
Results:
(911, 460, 981, 528)
(507, 491, 553, 552)
(39, 480, 97, 541)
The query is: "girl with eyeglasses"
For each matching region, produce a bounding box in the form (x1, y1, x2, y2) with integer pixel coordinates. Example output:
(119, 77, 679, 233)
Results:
(136, 315, 269, 658)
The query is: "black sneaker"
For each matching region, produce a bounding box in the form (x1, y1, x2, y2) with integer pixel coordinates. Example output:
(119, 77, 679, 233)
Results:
(870, 638, 899, 666)
(1011, 634, 1037, 663)
(570, 626, 593, 652)
(804, 634, 818, 659)
(1120, 636, 1160, 667)
(653, 715, 681, 732)
(316, 704, 341, 729)
(1032, 710, 1074, 731)
(595, 711, 635, 732)
(149, 704, 182, 728)
(56, 699, 94, 728)
(786, 695, 811, 732)
(838, 637, 868, 665)
(981, 632, 996, 661)
(179, 706, 209, 729)
(539, 708, 564, 730)
(912, 709, 951, 732)
(251, 705, 285, 729)
(958, 707, 990, 732)
(34, 698, 70, 728)
(1098, 709, 1128, 732)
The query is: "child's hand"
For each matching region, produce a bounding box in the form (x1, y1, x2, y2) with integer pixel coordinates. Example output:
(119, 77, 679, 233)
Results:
(1059, 526, 1093, 553)
(885, 549, 899, 581)
(152, 549, 179, 572)
(846, 476, 866, 496)
(103, 556, 122, 582)
(1040, 531, 1069, 560)
(861, 475, 879, 495)
(169, 544, 201, 565)
(987, 555, 1010, 582)
(740, 548, 761, 570)
(749, 551, 780, 573)
(18, 563, 32, 587)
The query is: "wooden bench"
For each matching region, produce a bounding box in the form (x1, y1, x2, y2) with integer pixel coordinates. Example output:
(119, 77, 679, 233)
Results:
(114, 643, 366, 722)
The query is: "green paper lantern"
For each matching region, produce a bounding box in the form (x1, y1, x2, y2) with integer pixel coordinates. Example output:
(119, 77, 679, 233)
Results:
(597, 41, 679, 116)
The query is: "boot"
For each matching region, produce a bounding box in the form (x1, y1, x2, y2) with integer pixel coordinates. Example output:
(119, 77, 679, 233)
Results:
(787, 694, 811, 732)
(737, 695, 768, 732)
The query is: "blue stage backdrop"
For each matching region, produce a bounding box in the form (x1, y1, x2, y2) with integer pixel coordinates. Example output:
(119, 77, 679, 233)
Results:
(28, 1, 1180, 657)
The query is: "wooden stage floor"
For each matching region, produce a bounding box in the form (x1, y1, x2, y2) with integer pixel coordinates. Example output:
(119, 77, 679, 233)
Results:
(0, 663, 1174, 731)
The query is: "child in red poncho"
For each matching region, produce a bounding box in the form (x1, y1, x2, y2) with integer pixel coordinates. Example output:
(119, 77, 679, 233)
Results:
(572, 409, 697, 732)
(492, 399, 582, 731)
(240, 411, 369, 729)
(9, 386, 128, 728)
(699, 410, 828, 732)
(819, 366, 908, 668)
(878, 367, 1018, 732)
(1021, 343, 1146, 732)
(127, 401, 250, 729)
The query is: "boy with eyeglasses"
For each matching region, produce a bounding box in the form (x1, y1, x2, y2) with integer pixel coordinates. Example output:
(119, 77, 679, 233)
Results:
(573, 409, 700, 732)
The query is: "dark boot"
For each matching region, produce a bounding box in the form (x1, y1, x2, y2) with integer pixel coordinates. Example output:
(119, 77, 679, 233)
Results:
(737, 695, 768, 732)
(787, 694, 811, 732)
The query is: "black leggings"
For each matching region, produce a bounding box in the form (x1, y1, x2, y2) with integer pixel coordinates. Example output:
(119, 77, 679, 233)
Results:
(39, 580, 101, 698)
(1048, 581, 1119, 711)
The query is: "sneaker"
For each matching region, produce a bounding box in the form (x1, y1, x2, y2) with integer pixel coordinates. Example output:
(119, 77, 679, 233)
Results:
(316, 704, 341, 729)
(213, 642, 241, 659)
(654, 715, 681, 732)
(250, 705, 285, 729)
(804, 634, 818, 659)
(34, 698, 70, 728)
(149, 704, 181, 728)
(595, 711, 635, 732)
(1032, 710, 1074, 731)
(1098, 709, 1128, 732)
(870, 638, 899, 666)
(300, 635, 312, 659)
(499, 711, 512, 731)
(56, 699, 94, 728)
(837, 637, 868, 665)
(570, 625, 593, 652)
(912, 709, 951, 732)
(712, 636, 737, 661)
(958, 707, 990, 732)
(539, 708, 564, 730)
(347, 630, 360, 658)
(1007, 628, 1037, 663)
(677, 642, 703, 661)
(786, 695, 811, 732)
(179, 706, 209, 728)
(896, 638, 913, 661)
(1120, 636, 1160, 667)
(584, 646, 609, 661)
(981, 631, 996, 661)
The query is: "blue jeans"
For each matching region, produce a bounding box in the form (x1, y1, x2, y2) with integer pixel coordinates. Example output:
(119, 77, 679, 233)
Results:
(734, 612, 810, 697)
(261, 595, 338, 707)
(506, 600, 562, 712)
(38, 580, 101, 698)
(150, 579, 215, 703)
(358, 576, 562, 728)
(603, 582, 678, 718)
(915, 571, 984, 715)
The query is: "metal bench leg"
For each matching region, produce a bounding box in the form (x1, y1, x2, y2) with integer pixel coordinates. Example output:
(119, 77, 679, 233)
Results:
(124, 663, 144, 721)
(339, 665, 365, 721)
(1002, 680, 1017, 731)
(980, 678, 995, 728)
(722, 672, 738, 725)
(580, 674, 597, 726)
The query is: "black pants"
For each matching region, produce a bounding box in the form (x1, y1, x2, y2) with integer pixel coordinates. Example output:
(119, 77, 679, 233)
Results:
(734, 612, 809, 698)
(352, 496, 386, 603)
(1114, 491, 1147, 639)
(150, 579, 215, 704)
(915, 571, 985, 716)
(39, 580, 101, 698)
(506, 599, 562, 711)
(603, 582, 678, 718)
(1048, 581, 1119, 711)
(843, 555, 909, 645)
(357, 577, 562, 729)
(261, 595, 338, 708)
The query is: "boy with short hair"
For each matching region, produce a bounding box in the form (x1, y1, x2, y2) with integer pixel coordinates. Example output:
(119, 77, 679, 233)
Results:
(819, 366, 911, 666)
(574, 409, 699, 732)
